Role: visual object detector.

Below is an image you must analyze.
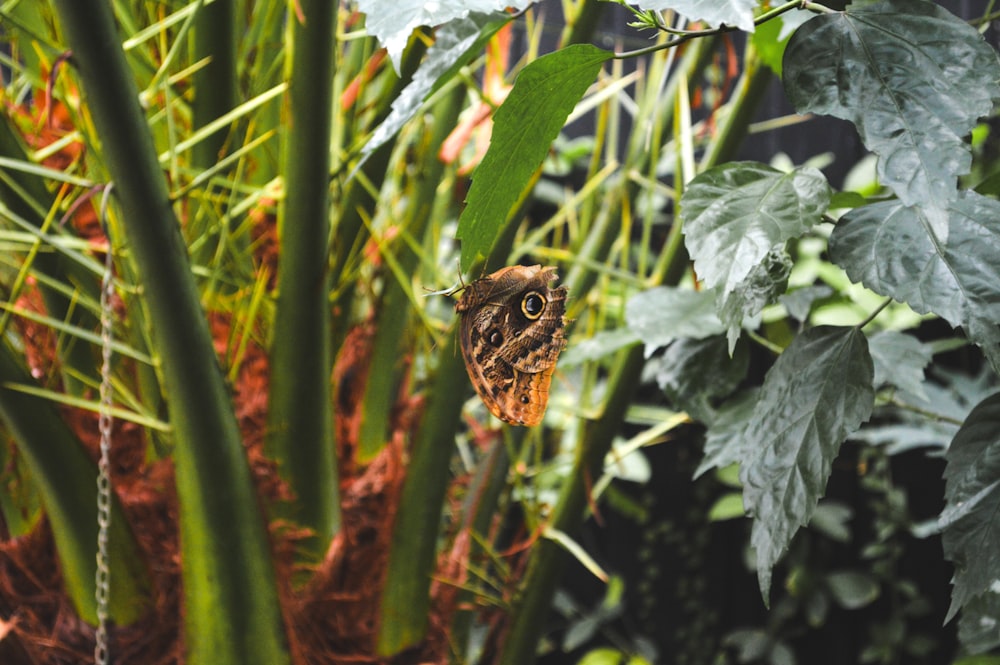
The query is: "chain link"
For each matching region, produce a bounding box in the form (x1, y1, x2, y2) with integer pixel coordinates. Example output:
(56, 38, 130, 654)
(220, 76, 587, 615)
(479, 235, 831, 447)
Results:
(94, 191, 115, 665)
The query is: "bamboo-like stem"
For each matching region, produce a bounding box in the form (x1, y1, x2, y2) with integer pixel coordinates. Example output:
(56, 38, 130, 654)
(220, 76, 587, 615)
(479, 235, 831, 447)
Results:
(266, 0, 340, 564)
(51, 1, 289, 662)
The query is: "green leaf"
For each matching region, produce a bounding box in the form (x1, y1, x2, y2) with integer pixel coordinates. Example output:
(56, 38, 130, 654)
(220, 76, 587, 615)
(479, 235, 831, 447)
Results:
(559, 328, 641, 368)
(654, 336, 748, 422)
(740, 326, 874, 602)
(827, 570, 880, 609)
(681, 162, 830, 296)
(779, 285, 833, 322)
(829, 193, 1000, 368)
(868, 330, 932, 399)
(696, 388, 759, 479)
(941, 392, 1000, 622)
(708, 492, 747, 521)
(958, 587, 1000, 655)
(783, 0, 1000, 206)
(625, 287, 725, 352)
(457, 44, 612, 271)
(717, 249, 791, 352)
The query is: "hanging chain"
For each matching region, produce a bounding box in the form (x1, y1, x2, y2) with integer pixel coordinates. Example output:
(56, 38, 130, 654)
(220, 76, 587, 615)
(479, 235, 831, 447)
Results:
(94, 186, 115, 665)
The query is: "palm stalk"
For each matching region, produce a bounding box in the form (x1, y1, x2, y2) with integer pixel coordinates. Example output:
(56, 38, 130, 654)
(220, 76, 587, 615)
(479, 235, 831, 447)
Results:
(265, 0, 340, 566)
(51, 1, 289, 662)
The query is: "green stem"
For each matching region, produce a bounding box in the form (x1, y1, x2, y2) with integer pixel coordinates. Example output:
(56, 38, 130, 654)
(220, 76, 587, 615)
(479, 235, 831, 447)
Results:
(266, 0, 340, 565)
(52, 1, 289, 662)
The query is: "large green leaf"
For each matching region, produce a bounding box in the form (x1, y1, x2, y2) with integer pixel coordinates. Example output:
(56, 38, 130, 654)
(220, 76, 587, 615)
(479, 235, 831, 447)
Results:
(740, 326, 874, 601)
(681, 162, 829, 296)
(941, 392, 1000, 623)
(828, 193, 1000, 368)
(783, 0, 1000, 207)
(457, 44, 612, 271)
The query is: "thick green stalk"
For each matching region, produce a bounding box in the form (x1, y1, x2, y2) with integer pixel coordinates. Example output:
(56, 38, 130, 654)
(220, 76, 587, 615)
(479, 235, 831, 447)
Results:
(266, 0, 340, 564)
(375, 332, 470, 656)
(499, 38, 774, 664)
(0, 341, 149, 624)
(376, 211, 524, 656)
(190, 0, 236, 169)
(52, 2, 289, 663)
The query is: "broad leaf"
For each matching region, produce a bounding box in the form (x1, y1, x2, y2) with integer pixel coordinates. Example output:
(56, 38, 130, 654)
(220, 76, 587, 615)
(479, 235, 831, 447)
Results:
(829, 193, 1000, 369)
(361, 13, 510, 162)
(357, 0, 530, 72)
(696, 388, 759, 479)
(958, 585, 1000, 654)
(868, 330, 932, 399)
(741, 326, 874, 601)
(457, 44, 612, 270)
(655, 336, 748, 422)
(625, 287, 725, 353)
(682, 162, 829, 296)
(717, 249, 791, 353)
(783, 0, 1000, 206)
(636, 0, 756, 32)
(941, 392, 1000, 622)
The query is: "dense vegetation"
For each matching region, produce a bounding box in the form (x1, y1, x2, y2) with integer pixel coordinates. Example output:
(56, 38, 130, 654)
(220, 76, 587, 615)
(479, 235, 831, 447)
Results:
(0, 1, 998, 664)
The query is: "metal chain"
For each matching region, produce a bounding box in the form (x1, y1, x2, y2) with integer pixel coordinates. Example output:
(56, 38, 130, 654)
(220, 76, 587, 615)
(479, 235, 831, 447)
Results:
(94, 187, 115, 665)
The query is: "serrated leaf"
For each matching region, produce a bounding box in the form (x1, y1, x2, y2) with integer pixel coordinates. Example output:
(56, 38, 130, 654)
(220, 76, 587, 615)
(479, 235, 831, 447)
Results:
(783, 0, 1000, 207)
(717, 249, 791, 352)
(740, 326, 875, 602)
(696, 388, 759, 479)
(625, 287, 725, 353)
(357, 0, 529, 72)
(654, 336, 748, 422)
(456, 44, 611, 271)
(958, 583, 1000, 654)
(868, 330, 932, 399)
(682, 162, 830, 296)
(635, 0, 757, 32)
(829, 193, 1000, 368)
(361, 13, 510, 163)
(941, 392, 1000, 622)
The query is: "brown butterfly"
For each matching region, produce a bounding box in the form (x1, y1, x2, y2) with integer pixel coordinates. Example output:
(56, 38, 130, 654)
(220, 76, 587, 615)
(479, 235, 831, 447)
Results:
(455, 265, 568, 426)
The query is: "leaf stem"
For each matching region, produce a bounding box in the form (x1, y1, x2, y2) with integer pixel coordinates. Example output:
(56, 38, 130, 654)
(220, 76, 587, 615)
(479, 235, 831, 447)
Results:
(614, 0, 820, 60)
(856, 297, 894, 330)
